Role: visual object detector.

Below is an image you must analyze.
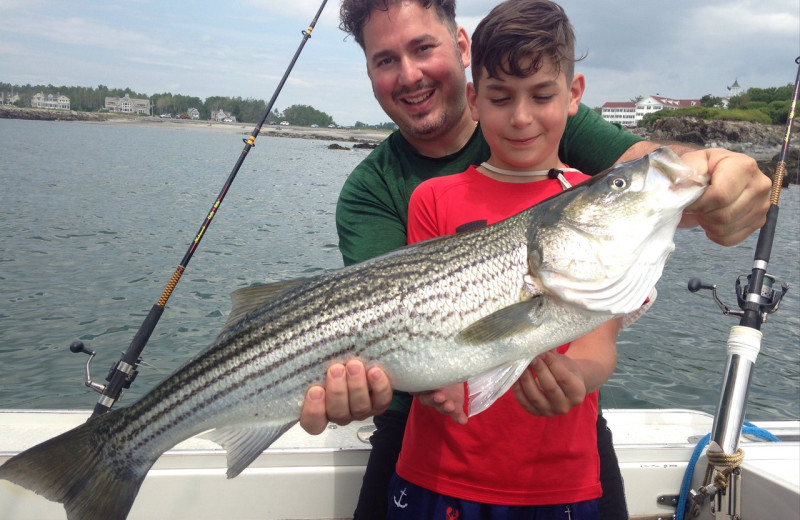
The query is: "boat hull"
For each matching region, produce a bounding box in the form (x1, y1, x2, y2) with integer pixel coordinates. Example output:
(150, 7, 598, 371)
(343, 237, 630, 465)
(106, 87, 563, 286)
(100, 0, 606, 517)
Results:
(0, 409, 797, 519)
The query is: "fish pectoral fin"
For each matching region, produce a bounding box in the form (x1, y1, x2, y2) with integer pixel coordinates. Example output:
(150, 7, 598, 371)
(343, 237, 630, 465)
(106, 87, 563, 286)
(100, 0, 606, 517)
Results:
(466, 359, 533, 417)
(220, 280, 309, 336)
(455, 297, 545, 345)
(199, 421, 297, 478)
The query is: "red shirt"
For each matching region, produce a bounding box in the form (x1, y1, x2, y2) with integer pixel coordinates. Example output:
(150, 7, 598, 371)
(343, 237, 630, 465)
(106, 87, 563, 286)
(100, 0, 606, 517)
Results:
(396, 165, 601, 505)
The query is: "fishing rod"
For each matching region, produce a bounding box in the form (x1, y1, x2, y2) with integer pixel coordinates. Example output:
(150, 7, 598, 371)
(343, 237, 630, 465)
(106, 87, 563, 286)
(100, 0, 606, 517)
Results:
(685, 56, 799, 519)
(70, 0, 329, 418)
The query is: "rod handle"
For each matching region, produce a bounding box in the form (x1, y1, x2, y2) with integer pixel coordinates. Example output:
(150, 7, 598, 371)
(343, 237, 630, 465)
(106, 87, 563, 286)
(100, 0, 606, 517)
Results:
(688, 278, 715, 293)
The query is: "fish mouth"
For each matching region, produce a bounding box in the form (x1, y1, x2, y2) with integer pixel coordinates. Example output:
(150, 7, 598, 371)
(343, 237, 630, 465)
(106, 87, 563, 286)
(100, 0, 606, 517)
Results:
(647, 147, 710, 194)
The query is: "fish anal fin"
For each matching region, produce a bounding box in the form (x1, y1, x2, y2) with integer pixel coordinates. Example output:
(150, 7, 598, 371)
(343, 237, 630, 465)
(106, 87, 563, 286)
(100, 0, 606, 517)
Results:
(456, 297, 545, 345)
(200, 421, 297, 478)
(467, 359, 533, 416)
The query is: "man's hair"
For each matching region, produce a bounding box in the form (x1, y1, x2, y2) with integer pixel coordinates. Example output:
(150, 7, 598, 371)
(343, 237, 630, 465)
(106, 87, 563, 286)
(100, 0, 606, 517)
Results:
(339, 0, 458, 49)
(470, 0, 581, 87)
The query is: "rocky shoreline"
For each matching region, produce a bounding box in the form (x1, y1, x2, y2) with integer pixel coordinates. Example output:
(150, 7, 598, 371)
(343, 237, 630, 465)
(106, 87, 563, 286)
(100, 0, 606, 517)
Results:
(635, 117, 794, 160)
(1, 104, 115, 123)
(2, 106, 796, 183)
(633, 117, 799, 185)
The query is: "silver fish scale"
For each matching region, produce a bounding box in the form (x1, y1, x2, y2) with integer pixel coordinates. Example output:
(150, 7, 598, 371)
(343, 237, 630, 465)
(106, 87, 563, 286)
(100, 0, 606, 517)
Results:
(103, 210, 536, 455)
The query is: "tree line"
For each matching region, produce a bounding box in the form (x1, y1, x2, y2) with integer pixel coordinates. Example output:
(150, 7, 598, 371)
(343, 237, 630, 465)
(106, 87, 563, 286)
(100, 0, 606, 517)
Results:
(7, 81, 789, 129)
(641, 84, 795, 127)
(0, 83, 150, 113)
(701, 84, 795, 125)
(0, 83, 391, 128)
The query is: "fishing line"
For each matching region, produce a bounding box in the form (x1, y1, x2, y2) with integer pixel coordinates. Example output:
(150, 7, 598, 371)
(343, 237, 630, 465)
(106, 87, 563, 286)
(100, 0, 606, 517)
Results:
(70, 0, 329, 418)
(736, 55, 799, 330)
(683, 56, 799, 519)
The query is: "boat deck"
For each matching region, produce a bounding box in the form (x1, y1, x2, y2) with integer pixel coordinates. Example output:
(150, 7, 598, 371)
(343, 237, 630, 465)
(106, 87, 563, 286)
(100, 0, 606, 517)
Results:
(1, 408, 797, 519)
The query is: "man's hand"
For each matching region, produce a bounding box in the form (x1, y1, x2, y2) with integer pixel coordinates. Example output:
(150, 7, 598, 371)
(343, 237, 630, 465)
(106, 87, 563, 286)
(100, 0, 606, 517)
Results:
(512, 351, 587, 417)
(679, 148, 771, 246)
(299, 360, 392, 435)
(619, 142, 771, 247)
(415, 383, 468, 425)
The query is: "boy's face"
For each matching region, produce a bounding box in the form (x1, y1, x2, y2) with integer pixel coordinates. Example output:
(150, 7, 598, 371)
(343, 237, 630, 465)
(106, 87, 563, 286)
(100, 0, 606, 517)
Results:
(361, 1, 470, 142)
(467, 56, 584, 173)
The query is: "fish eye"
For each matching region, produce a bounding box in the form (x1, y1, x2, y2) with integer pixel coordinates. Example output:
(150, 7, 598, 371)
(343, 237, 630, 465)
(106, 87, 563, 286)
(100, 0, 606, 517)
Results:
(608, 176, 627, 190)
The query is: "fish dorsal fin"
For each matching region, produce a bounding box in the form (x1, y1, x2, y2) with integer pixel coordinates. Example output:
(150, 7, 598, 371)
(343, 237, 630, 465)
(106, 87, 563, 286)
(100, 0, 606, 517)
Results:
(220, 280, 308, 334)
(455, 297, 545, 345)
(199, 421, 297, 478)
(467, 358, 533, 417)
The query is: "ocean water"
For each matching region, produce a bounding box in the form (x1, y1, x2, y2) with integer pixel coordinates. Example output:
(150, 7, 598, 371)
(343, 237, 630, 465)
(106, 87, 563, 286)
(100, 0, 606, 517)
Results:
(0, 118, 797, 421)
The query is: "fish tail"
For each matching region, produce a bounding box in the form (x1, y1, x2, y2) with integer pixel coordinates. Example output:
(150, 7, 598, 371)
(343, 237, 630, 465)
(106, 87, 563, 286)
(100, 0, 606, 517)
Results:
(0, 412, 149, 520)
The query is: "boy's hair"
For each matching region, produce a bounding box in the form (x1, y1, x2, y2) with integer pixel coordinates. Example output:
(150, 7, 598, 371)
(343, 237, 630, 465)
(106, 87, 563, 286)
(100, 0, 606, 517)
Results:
(340, 0, 458, 49)
(471, 0, 581, 87)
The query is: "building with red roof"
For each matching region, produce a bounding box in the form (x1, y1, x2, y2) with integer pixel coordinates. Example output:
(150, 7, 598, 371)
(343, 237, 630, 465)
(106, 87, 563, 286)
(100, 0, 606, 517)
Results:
(602, 95, 702, 127)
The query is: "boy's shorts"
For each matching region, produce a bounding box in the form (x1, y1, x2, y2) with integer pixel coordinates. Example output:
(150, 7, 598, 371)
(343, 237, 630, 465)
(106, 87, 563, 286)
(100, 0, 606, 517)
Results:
(386, 473, 599, 520)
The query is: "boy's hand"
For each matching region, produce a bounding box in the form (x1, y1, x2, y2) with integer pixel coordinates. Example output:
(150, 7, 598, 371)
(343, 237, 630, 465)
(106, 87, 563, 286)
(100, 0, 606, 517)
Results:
(513, 351, 587, 416)
(299, 360, 392, 435)
(415, 383, 468, 425)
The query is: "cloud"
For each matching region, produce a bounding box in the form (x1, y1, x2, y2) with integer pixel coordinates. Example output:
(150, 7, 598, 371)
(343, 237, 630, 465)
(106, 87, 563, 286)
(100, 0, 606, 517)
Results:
(1, 0, 796, 124)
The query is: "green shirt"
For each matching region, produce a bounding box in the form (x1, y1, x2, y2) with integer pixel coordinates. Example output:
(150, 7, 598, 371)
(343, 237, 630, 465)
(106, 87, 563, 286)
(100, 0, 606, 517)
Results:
(335, 103, 641, 412)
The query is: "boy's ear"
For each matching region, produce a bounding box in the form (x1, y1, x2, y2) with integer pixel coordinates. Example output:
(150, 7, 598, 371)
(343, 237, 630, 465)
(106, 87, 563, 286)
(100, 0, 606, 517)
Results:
(466, 82, 480, 122)
(568, 73, 585, 116)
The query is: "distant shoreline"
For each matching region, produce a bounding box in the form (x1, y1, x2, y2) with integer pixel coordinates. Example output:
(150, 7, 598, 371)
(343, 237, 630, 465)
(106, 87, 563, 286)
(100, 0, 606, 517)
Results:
(2, 105, 794, 175)
(0, 105, 391, 144)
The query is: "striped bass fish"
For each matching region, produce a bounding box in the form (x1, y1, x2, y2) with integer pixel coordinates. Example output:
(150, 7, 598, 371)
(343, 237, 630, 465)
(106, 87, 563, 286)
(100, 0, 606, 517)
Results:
(0, 147, 708, 519)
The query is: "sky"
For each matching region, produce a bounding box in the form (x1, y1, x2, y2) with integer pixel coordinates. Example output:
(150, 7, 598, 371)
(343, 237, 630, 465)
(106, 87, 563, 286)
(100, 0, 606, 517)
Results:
(1, 0, 798, 126)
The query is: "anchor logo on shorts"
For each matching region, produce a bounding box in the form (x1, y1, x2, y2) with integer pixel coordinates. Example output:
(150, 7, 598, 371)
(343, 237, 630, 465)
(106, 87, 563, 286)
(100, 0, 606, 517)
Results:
(446, 506, 460, 520)
(393, 488, 408, 509)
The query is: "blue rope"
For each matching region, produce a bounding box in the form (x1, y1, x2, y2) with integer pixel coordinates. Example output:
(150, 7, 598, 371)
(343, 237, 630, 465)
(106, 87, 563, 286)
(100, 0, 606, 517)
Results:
(675, 421, 780, 520)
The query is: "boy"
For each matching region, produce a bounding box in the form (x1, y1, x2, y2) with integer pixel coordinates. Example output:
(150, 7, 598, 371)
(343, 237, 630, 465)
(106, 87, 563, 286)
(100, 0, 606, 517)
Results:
(302, 1, 769, 519)
(389, 1, 620, 518)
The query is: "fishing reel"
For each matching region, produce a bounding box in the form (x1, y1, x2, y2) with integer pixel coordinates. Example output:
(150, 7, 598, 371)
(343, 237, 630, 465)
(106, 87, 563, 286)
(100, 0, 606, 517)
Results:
(688, 273, 788, 322)
(69, 340, 140, 396)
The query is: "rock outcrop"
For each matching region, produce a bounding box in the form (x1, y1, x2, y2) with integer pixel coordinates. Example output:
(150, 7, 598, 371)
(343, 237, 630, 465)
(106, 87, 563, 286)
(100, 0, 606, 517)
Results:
(646, 117, 800, 160)
(638, 117, 799, 185)
(0, 105, 112, 122)
(647, 117, 788, 149)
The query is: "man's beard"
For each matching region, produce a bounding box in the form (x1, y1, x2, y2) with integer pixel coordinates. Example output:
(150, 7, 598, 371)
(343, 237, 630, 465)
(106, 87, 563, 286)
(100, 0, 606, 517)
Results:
(404, 110, 448, 137)
(399, 91, 466, 140)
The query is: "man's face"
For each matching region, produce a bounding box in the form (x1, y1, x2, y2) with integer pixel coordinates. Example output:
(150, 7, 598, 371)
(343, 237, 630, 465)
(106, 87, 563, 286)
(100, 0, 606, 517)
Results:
(362, 1, 470, 141)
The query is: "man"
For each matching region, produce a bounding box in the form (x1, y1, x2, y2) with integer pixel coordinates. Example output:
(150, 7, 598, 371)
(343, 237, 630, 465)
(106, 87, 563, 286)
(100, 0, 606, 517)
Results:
(300, 1, 771, 518)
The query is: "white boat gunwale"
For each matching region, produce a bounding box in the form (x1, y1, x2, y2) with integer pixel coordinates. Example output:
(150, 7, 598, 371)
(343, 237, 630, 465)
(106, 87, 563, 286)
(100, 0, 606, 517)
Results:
(1, 408, 798, 519)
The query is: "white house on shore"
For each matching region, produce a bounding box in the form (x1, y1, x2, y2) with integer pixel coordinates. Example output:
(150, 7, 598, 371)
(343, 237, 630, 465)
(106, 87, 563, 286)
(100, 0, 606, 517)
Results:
(1, 92, 18, 105)
(105, 94, 151, 114)
(31, 92, 71, 110)
(602, 95, 702, 127)
(601, 101, 637, 127)
(211, 109, 236, 123)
